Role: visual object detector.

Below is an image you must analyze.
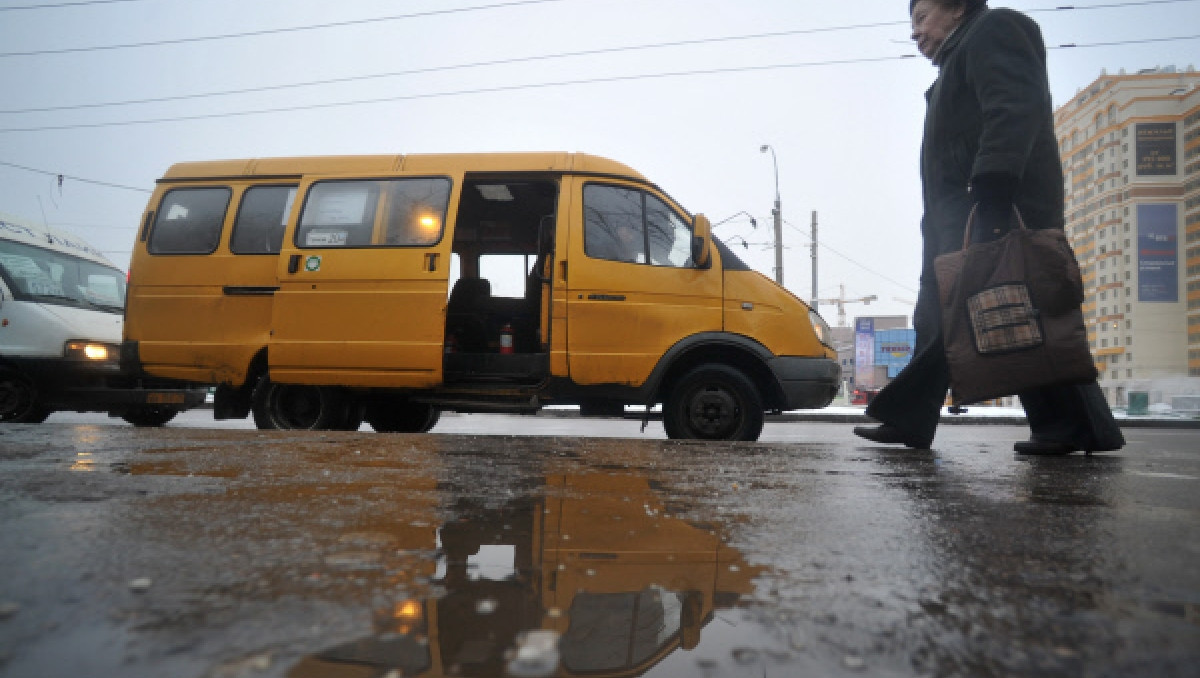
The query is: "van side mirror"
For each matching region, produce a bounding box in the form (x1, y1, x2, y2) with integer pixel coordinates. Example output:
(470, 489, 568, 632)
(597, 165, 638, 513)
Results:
(691, 214, 712, 269)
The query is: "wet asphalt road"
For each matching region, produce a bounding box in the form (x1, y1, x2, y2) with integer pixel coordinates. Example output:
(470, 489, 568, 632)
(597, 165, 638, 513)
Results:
(1, 414, 1198, 678)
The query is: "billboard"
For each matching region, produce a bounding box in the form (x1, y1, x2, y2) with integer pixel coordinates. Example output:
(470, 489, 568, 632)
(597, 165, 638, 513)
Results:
(854, 317, 875, 387)
(1137, 203, 1179, 303)
(873, 329, 916, 378)
(1136, 123, 1177, 176)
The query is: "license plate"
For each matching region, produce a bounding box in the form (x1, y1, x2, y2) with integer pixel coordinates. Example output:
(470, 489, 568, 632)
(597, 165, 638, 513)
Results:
(146, 392, 186, 405)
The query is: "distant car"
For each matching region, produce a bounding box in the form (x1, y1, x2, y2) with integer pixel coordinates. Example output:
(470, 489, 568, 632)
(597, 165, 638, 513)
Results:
(850, 388, 880, 405)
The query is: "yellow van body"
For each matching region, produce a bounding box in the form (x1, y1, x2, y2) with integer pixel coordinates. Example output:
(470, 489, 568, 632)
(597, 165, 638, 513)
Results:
(123, 153, 838, 440)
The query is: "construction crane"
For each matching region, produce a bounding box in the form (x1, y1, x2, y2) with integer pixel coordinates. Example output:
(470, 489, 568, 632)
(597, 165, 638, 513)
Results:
(815, 284, 878, 327)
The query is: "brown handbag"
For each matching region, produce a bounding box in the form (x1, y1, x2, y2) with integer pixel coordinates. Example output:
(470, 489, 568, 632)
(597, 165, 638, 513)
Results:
(933, 207, 1098, 404)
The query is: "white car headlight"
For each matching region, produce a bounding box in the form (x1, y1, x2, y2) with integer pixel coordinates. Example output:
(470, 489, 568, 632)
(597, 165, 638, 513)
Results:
(65, 341, 116, 361)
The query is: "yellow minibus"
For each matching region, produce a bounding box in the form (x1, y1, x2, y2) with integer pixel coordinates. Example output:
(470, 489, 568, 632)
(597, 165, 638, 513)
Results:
(123, 153, 838, 440)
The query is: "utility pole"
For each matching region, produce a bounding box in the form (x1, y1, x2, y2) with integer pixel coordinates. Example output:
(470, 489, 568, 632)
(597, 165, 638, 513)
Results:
(811, 210, 818, 307)
(760, 145, 783, 285)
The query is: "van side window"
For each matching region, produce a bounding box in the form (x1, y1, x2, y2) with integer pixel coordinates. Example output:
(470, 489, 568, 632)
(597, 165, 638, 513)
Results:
(297, 178, 451, 248)
(230, 186, 297, 255)
(584, 185, 692, 267)
(584, 185, 643, 263)
(148, 188, 232, 255)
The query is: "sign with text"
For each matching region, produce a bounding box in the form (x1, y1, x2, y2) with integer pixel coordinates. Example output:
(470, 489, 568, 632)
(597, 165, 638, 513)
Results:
(1137, 203, 1178, 303)
(854, 317, 875, 387)
(1136, 123, 1177, 176)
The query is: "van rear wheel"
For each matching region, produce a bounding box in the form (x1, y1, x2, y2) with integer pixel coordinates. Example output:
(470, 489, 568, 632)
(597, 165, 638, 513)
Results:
(366, 399, 441, 433)
(252, 379, 353, 431)
(663, 364, 764, 441)
(0, 371, 50, 423)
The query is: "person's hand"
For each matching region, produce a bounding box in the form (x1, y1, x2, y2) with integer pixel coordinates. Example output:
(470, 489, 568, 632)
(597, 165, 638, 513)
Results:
(970, 172, 1018, 243)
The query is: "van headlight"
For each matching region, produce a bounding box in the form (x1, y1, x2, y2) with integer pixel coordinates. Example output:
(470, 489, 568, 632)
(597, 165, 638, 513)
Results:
(808, 310, 833, 348)
(65, 341, 117, 361)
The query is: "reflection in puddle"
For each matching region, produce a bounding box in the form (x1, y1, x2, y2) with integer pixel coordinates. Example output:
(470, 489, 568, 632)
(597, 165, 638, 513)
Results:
(69, 452, 95, 472)
(289, 472, 764, 678)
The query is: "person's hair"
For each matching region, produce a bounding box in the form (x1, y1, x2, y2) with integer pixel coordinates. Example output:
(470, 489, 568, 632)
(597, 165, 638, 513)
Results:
(909, 0, 987, 13)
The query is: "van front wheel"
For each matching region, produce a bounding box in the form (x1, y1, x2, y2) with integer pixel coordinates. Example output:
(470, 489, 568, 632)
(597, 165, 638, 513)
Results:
(663, 364, 764, 441)
(252, 380, 352, 431)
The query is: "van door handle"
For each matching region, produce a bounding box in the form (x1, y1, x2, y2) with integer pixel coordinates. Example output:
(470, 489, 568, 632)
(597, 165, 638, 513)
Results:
(425, 252, 439, 272)
(288, 254, 301, 274)
(587, 294, 625, 301)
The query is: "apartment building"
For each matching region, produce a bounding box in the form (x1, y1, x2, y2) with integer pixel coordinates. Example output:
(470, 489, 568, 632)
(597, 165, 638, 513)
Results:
(1054, 66, 1200, 408)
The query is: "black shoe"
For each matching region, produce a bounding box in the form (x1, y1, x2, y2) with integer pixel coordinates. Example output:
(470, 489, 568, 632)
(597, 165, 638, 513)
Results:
(853, 425, 928, 449)
(1013, 439, 1077, 455)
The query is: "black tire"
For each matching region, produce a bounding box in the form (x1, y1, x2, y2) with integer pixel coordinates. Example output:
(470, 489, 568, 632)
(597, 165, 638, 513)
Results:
(334, 400, 365, 431)
(0, 371, 50, 423)
(251, 379, 351, 431)
(121, 407, 179, 427)
(663, 364, 764, 441)
(366, 400, 441, 433)
(249, 377, 278, 430)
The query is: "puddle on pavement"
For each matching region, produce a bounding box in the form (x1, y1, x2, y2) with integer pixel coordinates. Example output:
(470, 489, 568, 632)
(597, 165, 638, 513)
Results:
(285, 470, 776, 678)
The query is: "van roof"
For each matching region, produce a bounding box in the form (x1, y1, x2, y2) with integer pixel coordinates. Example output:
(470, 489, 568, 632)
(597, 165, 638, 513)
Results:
(0, 213, 120, 269)
(160, 152, 647, 182)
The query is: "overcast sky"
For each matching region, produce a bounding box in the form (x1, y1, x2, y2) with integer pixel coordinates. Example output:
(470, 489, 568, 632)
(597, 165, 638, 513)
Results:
(1, 0, 1196, 322)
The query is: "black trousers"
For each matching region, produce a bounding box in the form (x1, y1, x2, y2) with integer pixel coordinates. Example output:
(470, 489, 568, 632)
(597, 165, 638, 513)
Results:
(865, 268, 1124, 451)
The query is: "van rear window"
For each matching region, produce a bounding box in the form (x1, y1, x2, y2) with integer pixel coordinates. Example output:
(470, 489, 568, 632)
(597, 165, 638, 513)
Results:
(297, 178, 450, 248)
(149, 188, 231, 255)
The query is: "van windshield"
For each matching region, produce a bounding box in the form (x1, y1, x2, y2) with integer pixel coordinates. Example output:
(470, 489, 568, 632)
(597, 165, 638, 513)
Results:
(0, 240, 126, 314)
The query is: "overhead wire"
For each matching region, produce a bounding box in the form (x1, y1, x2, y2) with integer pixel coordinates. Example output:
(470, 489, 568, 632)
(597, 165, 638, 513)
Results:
(1, 0, 1195, 115)
(2, 32, 1197, 134)
(0, 0, 1193, 60)
(0, 0, 148, 10)
(0, 0, 578, 58)
(784, 220, 920, 296)
(0, 159, 150, 193)
(0, 21, 908, 114)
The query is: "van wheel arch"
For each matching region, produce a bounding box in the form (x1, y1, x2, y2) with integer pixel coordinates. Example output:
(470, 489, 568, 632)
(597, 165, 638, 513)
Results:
(654, 339, 784, 412)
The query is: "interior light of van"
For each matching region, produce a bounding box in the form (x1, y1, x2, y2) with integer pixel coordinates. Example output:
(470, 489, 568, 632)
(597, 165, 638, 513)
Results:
(417, 214, 440, 233)
(65, 341, 113, 361)
(476, 184, 514, 201)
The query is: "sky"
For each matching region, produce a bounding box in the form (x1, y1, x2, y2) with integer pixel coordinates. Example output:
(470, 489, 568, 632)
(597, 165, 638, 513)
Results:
(1, 0, 1197, 324)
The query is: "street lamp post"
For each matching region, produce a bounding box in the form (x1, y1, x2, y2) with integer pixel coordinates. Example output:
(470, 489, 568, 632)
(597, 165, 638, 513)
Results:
(760, 144, 784, 285)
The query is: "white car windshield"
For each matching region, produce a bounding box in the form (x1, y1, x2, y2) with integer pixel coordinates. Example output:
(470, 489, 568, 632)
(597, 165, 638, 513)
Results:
(0, 240, 126, 313)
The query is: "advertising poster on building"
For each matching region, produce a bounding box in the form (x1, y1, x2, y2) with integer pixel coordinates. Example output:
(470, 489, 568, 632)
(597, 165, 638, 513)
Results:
(1137, 203, 1179, 303)
(854, 317, 875, 387)
(874, 329, 916, 378)
(1136, 123, 1177, 176)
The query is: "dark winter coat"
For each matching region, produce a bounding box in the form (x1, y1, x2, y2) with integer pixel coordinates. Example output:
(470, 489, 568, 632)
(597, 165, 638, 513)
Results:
(918, 7, 1064, 273)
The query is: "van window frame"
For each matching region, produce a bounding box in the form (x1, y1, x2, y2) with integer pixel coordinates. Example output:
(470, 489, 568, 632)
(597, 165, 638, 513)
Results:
(147, 186, 233, 256)
(581, 181, 695, 268)
(229, 184, 298, 256)
(294, 176, 453, 249)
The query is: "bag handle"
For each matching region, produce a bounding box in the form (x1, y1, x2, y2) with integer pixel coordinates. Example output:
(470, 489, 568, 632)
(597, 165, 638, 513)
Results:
(961, 203, 1029, 249)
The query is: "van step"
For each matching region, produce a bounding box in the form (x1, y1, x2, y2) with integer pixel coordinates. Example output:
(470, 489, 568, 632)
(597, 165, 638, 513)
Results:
(421, 395, 541, 415)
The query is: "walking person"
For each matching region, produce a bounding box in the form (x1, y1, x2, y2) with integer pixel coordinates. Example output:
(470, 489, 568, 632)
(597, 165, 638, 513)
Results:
(853, 0, 1124, 454)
